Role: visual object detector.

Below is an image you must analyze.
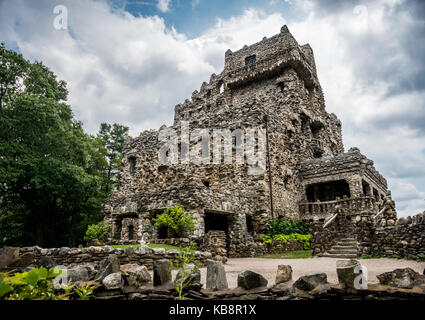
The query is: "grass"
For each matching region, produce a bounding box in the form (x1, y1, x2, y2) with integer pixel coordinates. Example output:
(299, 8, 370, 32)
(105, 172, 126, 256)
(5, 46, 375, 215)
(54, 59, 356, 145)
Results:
(256, 250, 312, 259)
(107, 243, 186, 252)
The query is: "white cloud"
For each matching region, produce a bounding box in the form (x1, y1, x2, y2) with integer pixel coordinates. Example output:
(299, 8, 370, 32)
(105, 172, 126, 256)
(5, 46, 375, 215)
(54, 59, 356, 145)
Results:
(156, 0, 171, 13)
(1, 0, 424, 217)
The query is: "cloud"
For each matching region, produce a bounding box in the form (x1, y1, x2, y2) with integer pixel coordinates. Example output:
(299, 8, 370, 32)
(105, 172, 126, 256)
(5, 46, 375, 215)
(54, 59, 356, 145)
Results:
(156, 0, 171, 12)
(1, 0, 424, 217)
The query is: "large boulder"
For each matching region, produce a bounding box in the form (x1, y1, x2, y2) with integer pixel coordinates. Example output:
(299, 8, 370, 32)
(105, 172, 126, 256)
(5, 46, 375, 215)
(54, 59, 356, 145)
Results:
(336, 259, 366, 290)
(206, 260, 228, 291)
(95, 254, 120, 280)
(377, 268, 425, 289)
(237, 270, 268, 290)
(294, 273, 328, 291)
(0, 247, 20, 269)
(120, 264, 151, 287)
(135, 245, 151, 255)
(102, 272, 124, 290)
(67, 266, 90, 284)
(175, 263, 201, 291)
(153, 259, 171, 286)
(275, 265, 292, 284)
(8, 252, 35, 268)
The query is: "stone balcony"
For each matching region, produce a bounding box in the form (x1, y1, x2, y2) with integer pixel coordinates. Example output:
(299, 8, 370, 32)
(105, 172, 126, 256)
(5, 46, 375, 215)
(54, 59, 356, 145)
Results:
(299, 196, 378, 221)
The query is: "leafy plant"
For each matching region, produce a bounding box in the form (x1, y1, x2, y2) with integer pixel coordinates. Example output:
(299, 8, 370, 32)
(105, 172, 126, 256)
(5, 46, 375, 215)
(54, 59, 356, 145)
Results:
(262, 233, 312, 250)
(84, 221, 110, 244)
(0, 267, 69, 300)
(170, 241, 198, 300)
(153, 206, 195, 238)
(0, 267, 99, 300)
(266, 218, 310, 236)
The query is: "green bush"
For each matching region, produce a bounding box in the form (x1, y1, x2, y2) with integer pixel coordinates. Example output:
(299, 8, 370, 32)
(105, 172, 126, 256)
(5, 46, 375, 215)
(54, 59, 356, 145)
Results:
(153, 205, 195, 238)
(84, 221, 109, 244)
(266, 218, 310, 236)
(0, 267, 98, 300)
(262, 233, 311, 250)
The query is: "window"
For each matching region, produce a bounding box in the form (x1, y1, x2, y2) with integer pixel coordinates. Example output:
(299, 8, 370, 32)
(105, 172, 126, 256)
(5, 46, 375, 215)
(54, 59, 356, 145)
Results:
(128, 225, 134, 240)
(129, 157, 136, 174)
(278, 82, 285, 94)
(245, 55, 256, 71)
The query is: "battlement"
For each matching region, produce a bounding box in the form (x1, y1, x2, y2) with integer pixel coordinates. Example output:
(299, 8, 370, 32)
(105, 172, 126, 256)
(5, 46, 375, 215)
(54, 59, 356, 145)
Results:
(223, 25, 319, 89)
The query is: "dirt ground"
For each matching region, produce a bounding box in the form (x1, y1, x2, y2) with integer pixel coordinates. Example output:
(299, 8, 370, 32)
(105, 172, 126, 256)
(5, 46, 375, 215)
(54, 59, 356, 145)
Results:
(194, 257, 425, 288)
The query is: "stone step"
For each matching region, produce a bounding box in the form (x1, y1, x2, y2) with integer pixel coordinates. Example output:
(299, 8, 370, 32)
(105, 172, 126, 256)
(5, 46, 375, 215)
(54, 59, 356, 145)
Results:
(328, 249, 358, 255)
(333, 245, 358, 249)
(322, 253, 358, 258)
(336, 241, 357, 246)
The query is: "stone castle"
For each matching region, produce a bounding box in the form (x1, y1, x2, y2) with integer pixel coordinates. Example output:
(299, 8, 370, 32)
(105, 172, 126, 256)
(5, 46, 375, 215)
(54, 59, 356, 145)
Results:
(103, 25, 395, 257)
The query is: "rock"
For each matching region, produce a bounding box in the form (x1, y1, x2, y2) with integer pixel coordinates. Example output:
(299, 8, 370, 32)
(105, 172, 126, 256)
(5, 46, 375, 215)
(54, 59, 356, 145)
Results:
(152, 248, 166, 255)
(166, 249, 180, 255)
(68, 266, 90, 283)
(270, 282, 294, 296)
(153, 259, 171, 286)
(0, 247, 20, 268)
(102, 272, 124, 290)
(275, 265, 292, 284)
(120, 264, 151, 287)
(135, 245, 151, 255)
(336, 259, 365, 290)
(293, 273, 328, 291)
(8, 252, 35, 268)
(377, 268, 425, 289)
(125, 246, 135, 255)
(129, 293, 148, 300)
(95, 254, 120, 280)
(206, 259, 228, 291)
(36, 256, 58, 269)
(88, 246, 103, 254)
(175, 263, 201, 290)
(59, 247, 70, 255)
(103, 245, 114, 253)
(237, 270, 268, 290)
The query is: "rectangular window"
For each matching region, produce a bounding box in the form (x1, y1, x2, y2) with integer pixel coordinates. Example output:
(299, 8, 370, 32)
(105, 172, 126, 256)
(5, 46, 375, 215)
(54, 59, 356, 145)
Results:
(129, 157, 136, 174)
(245, 55, 256, 71)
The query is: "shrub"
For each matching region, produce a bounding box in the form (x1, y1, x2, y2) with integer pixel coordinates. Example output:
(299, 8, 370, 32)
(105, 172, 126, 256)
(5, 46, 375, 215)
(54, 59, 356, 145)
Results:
(262, 233, 311, 250)
(266, 218, 310, 236)
(84, 221, 109, 244)
(153, 205, 195, 238)
(0, 267, 98, 300)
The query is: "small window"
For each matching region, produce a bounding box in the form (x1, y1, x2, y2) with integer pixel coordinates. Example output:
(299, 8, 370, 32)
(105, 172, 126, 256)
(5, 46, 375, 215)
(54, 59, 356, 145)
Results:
(246, 215, 254, 236)
(203, 180, 210, 188)
(278, 83, 285, 94)
(128, 225, 134, 241)
(245, 55, 256, 71)
(129, 157, 136, 174)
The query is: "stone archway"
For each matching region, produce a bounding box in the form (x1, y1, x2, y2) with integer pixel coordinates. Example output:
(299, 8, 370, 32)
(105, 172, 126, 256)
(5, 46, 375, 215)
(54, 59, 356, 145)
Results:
(121, 218, 139, 242)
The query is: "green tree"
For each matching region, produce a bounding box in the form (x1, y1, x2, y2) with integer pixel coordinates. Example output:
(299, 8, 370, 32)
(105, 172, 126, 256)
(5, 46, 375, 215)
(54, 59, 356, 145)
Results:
(97, 123, 129, 193)
(153, 206, 196, 238)
(0, 44, 108, 247)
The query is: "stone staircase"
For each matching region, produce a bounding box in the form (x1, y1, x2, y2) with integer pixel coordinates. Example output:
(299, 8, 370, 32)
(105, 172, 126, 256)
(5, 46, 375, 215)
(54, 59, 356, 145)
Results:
(322, 237, 359, 258)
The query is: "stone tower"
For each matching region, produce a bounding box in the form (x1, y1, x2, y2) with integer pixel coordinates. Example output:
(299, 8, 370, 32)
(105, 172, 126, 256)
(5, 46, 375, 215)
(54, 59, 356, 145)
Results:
(103, 25, 390, 257)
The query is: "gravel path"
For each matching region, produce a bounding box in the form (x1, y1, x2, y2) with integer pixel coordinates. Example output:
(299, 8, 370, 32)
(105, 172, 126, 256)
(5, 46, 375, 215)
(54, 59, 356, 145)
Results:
(195, 257, 425, 288)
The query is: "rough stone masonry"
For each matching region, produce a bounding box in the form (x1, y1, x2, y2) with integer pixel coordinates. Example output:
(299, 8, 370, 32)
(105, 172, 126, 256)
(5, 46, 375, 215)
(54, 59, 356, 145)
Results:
(103, 25, 395, 258)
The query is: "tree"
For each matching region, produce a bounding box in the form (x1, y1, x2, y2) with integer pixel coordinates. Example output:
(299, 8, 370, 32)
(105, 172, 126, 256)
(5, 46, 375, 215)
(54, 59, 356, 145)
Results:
(153, 206, 196, 238)
(97, 123, 129, 193)
(0, 44, 108, 247)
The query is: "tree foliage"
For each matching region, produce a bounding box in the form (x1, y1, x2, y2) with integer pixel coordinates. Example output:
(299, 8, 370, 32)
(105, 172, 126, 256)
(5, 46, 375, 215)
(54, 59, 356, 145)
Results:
(97, 123, 129, 193)
(0, 43, 124, 247)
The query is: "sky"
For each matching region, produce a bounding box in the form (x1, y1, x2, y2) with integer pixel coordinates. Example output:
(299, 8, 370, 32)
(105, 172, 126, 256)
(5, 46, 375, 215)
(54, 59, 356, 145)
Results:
(1, 0, 424, 217)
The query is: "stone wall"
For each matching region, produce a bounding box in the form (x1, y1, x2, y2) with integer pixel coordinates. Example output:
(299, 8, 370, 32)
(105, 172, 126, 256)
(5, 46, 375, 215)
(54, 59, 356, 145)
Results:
(0, 245, 212, 271)
(370, 213, 425, 260)
(310, 211, 425, 260)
